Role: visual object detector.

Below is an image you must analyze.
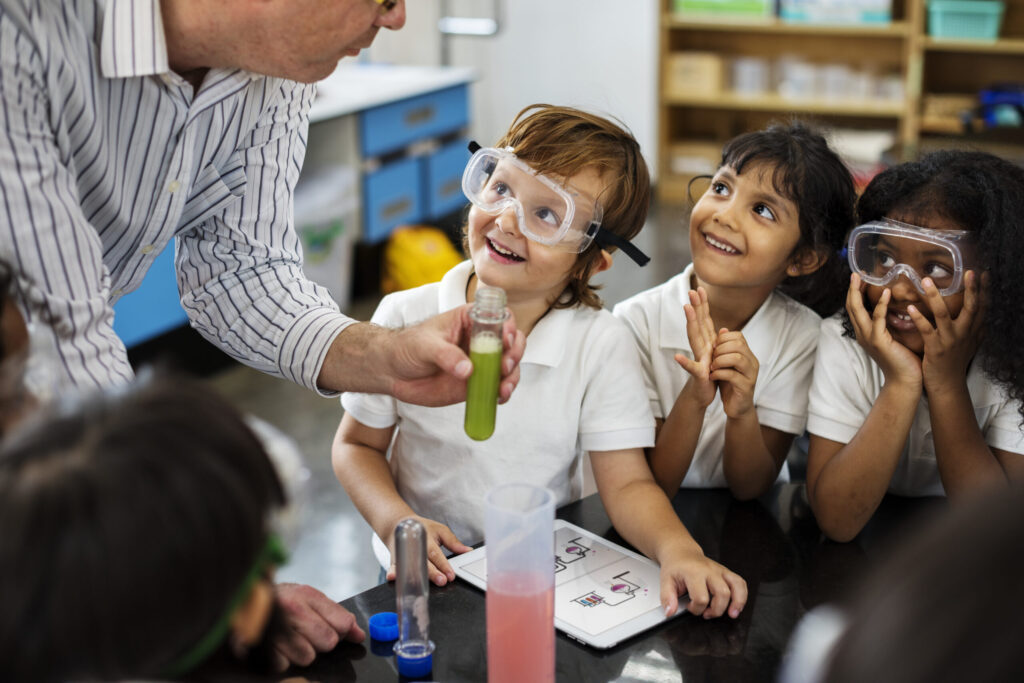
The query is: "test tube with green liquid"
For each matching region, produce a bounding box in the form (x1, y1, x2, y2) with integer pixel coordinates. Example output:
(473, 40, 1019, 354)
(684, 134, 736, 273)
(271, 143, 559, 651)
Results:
(464, 286, 508, 441)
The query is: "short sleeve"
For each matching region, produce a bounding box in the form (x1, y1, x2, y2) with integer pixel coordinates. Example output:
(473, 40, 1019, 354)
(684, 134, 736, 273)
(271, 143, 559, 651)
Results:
(578, 317, 656, 452)
(612, 298, 664, 419)
(985, 393, 1024, 455)
(754, 304, 821, 435)
(806, 316, 878, 444)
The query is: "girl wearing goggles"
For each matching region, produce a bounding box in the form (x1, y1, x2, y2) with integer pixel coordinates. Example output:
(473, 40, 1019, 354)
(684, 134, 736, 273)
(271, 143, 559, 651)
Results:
(615, 122, 855, 501)
(336, 104, 748, 622)
(807, 150, 1024, 543)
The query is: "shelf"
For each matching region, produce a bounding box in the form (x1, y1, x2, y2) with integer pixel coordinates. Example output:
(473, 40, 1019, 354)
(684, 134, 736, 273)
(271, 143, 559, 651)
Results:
(665, 14, 911, 37)
(923, 36, 1024, 54)
(920, 116, 966, 134)
(663, 92, 906, 117)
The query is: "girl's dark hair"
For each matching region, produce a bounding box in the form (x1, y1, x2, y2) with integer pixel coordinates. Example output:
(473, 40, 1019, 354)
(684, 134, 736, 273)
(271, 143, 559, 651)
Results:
(0, 376, 286, 683)
(718, 121, 856, 317)
(824, 485, 1024, 683)
(466, 103, 652, 310)
(851, 150, 1024, 419)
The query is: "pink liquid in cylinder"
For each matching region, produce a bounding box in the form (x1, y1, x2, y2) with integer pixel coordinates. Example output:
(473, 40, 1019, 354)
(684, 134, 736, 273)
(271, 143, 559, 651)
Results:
(486, 576, 555, 683)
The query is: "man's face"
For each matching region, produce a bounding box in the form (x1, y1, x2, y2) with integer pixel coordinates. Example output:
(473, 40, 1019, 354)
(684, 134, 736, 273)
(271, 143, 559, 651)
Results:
(240, 0, 407, 83)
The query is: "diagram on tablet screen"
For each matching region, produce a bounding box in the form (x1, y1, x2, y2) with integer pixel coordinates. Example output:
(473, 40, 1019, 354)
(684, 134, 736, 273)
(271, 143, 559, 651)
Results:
(551, 527, 661, 635)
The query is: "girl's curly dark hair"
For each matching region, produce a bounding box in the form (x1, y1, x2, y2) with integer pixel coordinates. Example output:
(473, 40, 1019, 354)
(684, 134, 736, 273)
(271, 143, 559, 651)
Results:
(850, 150, 1024, 419)
(718, 120, 856, 317)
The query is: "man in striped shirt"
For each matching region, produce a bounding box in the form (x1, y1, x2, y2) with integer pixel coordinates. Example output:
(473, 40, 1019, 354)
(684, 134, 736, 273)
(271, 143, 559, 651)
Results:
(0, 0, 525, 672)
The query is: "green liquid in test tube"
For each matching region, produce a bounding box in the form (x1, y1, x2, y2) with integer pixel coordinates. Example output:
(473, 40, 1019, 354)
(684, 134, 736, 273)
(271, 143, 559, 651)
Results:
(464, 286, 508, 441)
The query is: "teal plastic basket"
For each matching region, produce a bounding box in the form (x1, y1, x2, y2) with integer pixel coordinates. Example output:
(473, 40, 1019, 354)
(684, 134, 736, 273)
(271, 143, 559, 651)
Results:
(928, 0, 1004, 40)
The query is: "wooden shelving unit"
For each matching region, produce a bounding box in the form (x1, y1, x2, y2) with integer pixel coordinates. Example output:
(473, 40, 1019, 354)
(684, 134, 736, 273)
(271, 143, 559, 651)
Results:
(658, 0, 1024, 200)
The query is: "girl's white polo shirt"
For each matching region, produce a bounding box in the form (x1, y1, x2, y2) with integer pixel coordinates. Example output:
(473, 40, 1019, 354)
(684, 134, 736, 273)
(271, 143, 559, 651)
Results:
(613, 264, 821, 488)
(808, 314, 1024, 496)
(341, 261, 655, 547)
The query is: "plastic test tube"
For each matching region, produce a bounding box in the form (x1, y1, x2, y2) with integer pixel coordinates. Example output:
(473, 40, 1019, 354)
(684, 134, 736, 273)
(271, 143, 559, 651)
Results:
(464, 286, 508, 441)
(393, 518, 435, 677)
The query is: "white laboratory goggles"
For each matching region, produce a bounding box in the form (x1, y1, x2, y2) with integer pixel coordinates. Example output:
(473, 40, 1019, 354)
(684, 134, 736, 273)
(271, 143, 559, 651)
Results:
(462, 142, 650, 266)
(847, 218, 978, 297)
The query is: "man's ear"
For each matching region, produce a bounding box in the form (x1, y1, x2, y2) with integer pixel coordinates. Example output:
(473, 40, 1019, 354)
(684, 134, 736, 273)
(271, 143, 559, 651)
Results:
(786, 247, 828, 277)
(594, 249, 614, 274)
(229, 579, 274, 654)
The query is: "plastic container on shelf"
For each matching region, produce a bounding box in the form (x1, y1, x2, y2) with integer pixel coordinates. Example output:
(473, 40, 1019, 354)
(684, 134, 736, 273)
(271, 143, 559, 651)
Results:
(731, 56, 771, 97)
(293, 165, 359, 312)
(673, 0, 773, 17)
(779, 0, 893, 24)
(927, 0, 1005, 40)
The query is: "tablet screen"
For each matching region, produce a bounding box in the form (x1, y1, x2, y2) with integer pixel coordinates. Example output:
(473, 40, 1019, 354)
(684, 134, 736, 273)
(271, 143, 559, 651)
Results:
(452, 520, 676, 647)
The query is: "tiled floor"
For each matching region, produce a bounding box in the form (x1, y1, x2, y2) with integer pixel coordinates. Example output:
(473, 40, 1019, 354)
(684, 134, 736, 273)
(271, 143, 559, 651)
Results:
(206, 199, 693, 603)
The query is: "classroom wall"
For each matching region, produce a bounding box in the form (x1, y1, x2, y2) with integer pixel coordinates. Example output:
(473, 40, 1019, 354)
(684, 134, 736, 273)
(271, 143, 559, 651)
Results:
(366, 0, 660, 178)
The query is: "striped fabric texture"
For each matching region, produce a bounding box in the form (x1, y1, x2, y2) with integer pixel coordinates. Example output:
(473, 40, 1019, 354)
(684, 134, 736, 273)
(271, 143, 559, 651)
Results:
(0, 0, 355, 393)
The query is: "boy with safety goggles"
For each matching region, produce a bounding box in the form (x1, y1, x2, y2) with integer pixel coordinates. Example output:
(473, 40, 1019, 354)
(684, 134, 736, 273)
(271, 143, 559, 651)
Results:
(806, 150, 1024, 543)
(334, 104, 747, 621)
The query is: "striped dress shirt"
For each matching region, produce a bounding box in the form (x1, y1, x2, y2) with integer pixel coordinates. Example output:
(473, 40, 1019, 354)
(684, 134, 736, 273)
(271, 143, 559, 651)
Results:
(0, 0, 356, 393)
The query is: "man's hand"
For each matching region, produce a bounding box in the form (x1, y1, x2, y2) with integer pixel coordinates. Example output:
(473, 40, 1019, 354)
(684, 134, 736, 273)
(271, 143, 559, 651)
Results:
(384, 305, 525, 406)
(318, 307, 526, 407)
(271, 583, 365, 671)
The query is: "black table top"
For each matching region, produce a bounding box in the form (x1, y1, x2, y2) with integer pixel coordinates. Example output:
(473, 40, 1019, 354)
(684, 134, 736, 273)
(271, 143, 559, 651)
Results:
(292, 484, 945, 682)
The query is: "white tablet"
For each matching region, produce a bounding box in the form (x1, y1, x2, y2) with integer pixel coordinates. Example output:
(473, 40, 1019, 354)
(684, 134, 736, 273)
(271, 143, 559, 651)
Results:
(449, 519, 687, 649)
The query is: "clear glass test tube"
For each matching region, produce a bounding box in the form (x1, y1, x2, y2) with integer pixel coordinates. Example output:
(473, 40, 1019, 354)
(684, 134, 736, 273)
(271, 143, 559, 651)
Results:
(393, 518, 435, 676)
(464, 286, 508, 441)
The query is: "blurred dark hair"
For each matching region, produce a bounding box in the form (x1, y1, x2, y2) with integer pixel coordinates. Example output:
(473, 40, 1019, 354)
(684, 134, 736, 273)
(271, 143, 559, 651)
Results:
(847, 150, 1024, 419)
(824, 485, 1024, 683)
(0, 375, 286, 682)
(718, 120, 856, 317)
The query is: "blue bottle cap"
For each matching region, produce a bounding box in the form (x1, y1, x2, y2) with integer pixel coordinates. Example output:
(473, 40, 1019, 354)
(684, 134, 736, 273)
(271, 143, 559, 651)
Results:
(394, 639, 435, 678)
(368, 611, 399, 642)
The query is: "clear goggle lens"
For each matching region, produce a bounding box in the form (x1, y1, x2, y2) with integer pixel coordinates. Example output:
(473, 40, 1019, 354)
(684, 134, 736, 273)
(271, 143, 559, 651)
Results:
(848, 219, 976, 297)
(462, 147, 603, 253)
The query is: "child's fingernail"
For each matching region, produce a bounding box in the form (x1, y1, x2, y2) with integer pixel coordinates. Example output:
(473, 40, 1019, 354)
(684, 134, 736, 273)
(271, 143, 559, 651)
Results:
(434, 575, 446, 586)
(730, 608, 740, 618)
(923, 277, 934, 289)
(665, 605, 674, 617)
(504, 358, 514, 374)
(908, 305, 917, 314)
(456, 360, 473, 377)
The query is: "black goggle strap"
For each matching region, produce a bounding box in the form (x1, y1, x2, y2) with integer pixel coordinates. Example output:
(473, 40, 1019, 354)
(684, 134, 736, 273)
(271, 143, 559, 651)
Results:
(590, 224, 650, 267)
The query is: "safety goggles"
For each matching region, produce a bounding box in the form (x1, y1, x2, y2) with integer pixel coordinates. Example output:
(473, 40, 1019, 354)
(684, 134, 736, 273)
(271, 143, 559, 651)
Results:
(847, 218, 977, 297)
(462, 142, 650, 266)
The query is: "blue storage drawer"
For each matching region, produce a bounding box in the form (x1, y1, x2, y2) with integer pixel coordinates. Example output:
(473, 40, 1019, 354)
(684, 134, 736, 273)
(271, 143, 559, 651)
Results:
(363, 155, 423, 244)
(424, 139, 471, 219)
(360, 85, 469, 158)
(112, 242, 188, 347)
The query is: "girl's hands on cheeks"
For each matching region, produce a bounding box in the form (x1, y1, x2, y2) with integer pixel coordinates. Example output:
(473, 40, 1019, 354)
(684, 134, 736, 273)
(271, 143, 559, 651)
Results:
(710, 330, 758, 419)
(910, 271, 986, 393)
(658, 544, 747, 620)
(675, 287, 719, 409)
(846, 274, 922, 387)
(385, 516, 471, 587)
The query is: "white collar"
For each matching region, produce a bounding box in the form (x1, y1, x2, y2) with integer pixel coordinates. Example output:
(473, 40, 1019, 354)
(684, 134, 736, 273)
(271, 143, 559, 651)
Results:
(437, 261, 575, 368)
(100, 0, 259, 90)
(657, 263, 780, 362)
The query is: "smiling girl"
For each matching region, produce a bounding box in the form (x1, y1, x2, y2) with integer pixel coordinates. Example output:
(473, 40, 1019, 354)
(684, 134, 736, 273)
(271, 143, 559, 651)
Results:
(614, 122, 855, 500)
(333, 105, 747, 620)
(806, 150, 1024, 542)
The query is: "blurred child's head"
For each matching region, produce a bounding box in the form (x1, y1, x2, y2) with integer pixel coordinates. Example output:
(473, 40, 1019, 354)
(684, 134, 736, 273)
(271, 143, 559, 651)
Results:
(851, 150, 1024, 412)
(0, 376, 288, 682)
(464, 104, 651, 310)
(689, 121, 855, 317)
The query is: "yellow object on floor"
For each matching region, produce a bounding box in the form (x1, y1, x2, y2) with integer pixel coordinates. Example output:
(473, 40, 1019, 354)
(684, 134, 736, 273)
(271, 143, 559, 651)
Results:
(382, 225, 464, 293)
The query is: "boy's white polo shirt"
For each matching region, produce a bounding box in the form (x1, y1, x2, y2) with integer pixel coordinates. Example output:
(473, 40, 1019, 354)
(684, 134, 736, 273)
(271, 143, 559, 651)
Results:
(613, 263, 821, 488)
(342, 260, 655, 548)
(808, 314, 1024, 496)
